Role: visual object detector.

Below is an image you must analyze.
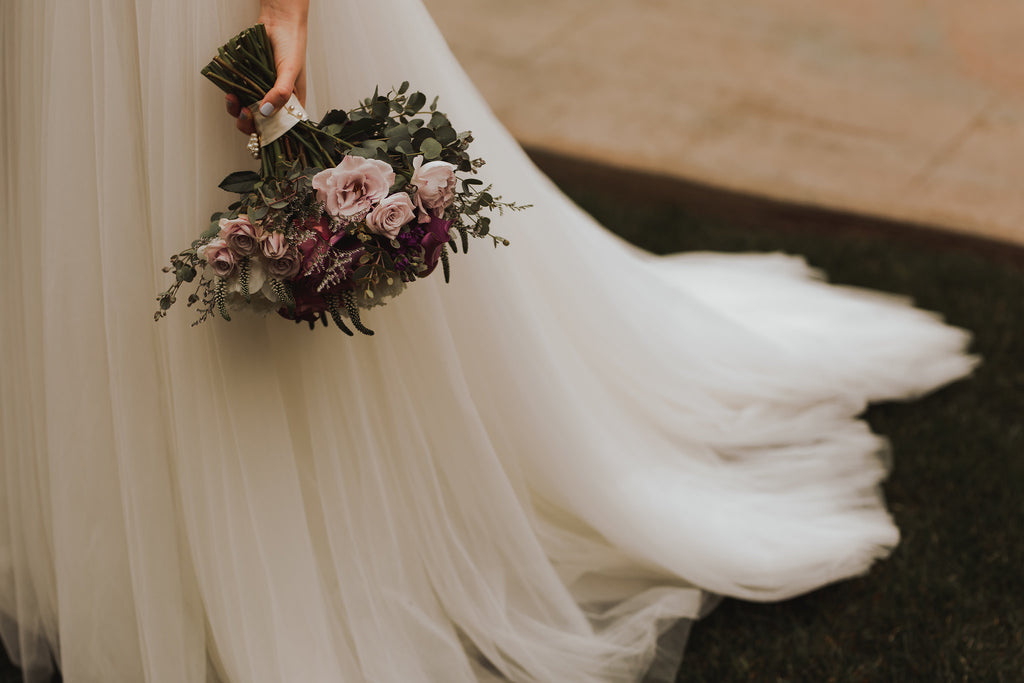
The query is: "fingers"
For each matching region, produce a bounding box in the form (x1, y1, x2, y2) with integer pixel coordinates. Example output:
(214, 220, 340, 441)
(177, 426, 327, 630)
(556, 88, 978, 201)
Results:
(225, 94, 241, 118)
(225, 94, 256, 135)
(236, 109, 256, 135)
(259, 60, 302, 116)
(294, 68, 307, 108)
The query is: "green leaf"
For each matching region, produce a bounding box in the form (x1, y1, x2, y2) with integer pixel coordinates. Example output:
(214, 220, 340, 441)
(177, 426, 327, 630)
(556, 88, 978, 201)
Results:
(429, 112, 450, 129)
(385, 123, 410, 140)
(419, 138, 443, 159)
(398, 81, 410, 94)
(405, 91, 427, 112)
(347, 147, 375, 158)
(343, 117, 378, 138)
(435, 125, 457, 145)
(371, 97, 389, 119)
(218, 171, 260, 193)
(320, 109, 348, 127)
(412, 127, 435, 148)
(250, 204, 269, 221)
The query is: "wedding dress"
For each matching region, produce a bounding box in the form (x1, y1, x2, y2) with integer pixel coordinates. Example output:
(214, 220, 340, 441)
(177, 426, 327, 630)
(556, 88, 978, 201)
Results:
(0, 0, 975, 681)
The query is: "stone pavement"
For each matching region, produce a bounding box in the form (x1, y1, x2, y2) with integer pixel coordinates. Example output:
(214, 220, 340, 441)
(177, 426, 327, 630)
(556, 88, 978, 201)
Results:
(423, 0, 1024, 245)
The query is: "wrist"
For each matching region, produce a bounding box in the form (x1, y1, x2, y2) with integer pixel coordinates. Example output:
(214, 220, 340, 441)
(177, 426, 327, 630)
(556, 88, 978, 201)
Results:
(259, 0, 309, 28)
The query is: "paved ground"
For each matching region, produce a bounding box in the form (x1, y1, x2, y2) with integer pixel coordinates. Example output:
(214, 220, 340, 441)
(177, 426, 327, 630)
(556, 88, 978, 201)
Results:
(423, 0, 1024, 245)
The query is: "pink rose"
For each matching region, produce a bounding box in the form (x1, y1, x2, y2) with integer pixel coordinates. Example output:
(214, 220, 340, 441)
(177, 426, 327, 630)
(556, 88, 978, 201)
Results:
(411, 156, 456, 221)
(217, 215, 262, 257)
(365, 193, 415, 239)
(266, 246, 302, 280)
(312, 156, 396, 220)
(197, 237, 237, 278)
(261, 231, 289, 259)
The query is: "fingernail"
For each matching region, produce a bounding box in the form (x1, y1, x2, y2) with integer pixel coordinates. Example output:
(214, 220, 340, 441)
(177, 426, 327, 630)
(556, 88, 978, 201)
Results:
(239, 109, 249, 121)
(259, 102, 275, 116)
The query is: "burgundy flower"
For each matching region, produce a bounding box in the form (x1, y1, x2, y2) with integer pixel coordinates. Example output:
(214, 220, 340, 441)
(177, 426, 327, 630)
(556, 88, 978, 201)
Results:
(418, 216, 452, 278)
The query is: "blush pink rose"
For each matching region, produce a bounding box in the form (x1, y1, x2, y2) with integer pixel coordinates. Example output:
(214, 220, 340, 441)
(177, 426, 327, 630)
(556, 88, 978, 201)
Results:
(312, 156, 396, 220)
(365, 193, 416, 239)
(217, 215, 262, 257)
(197, 237, 237, 278)
(261, 231, 289, 260)
(266, 246, 302, 280)
(411, 156, 457, 221)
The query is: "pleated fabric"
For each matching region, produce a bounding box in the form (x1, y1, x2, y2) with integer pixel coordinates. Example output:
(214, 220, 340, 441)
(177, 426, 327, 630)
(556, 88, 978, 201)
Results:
(1, 1, 975, 682)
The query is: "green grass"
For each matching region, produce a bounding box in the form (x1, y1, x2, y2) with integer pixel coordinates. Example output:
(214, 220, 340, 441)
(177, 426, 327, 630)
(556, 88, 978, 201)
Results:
(547, 165, 1024, 683)
(3, 161, 1022, 682)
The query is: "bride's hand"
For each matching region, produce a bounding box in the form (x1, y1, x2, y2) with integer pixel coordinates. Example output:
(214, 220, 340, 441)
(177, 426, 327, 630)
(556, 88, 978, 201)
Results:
(225, 0, 309, 135)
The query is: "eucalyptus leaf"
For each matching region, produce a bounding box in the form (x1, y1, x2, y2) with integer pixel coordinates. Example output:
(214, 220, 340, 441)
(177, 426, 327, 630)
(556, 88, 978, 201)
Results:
(429, 112, 449, 129)
(385, 123, 410, 140)
(412, 127, 435, 148)
(419, 138, 443, 159)
(398, 80, 410, 94)
(435, 125, 457, 145)
(348, 147, 374, 158)
(405, 91, 426, 112)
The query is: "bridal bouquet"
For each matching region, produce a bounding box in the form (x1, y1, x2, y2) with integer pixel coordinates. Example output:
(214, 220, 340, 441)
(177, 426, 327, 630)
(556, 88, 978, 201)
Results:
(156, 24, 525, 335)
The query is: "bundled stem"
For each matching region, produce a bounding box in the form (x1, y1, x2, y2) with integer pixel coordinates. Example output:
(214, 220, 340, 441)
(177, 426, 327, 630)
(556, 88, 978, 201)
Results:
(201, 24, 339, 176)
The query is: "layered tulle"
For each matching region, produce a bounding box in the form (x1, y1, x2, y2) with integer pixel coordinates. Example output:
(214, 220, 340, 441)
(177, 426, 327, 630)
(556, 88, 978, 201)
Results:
(0, 0, 974, 681)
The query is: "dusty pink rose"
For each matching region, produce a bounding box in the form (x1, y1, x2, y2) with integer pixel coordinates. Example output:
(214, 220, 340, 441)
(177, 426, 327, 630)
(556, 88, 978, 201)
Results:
(365, 193, 415, 238)
(411, 156, 456, 221)
(217, 215, 262, 257)
(197, 238, 237, 278)
(312, 156, 396, 220)
(266, 246, 302, 280)
(261, 231, 289, 259)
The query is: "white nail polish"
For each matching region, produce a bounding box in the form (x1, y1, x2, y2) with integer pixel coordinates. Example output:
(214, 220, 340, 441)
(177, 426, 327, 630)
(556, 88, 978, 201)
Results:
(259, 102, 275, 116)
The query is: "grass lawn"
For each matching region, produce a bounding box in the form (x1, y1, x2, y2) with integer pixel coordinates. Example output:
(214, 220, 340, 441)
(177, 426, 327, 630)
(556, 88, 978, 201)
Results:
(3, 155, 1022, 682)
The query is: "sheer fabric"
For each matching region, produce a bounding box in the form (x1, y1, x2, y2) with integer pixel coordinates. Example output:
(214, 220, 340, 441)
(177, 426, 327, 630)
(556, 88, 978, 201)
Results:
(0, 1, 974, 681)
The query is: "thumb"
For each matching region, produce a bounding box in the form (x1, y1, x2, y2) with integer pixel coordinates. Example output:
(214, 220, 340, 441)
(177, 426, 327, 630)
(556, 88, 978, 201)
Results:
(258, 63, 301, 116)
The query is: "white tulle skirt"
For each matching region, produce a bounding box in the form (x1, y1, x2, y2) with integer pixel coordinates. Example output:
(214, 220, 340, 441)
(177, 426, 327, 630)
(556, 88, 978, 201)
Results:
(0, 1, 975, 681)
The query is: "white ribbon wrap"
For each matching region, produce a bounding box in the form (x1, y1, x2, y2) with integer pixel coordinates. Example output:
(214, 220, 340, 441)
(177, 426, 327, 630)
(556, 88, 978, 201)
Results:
(250, 93, 310, 145)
